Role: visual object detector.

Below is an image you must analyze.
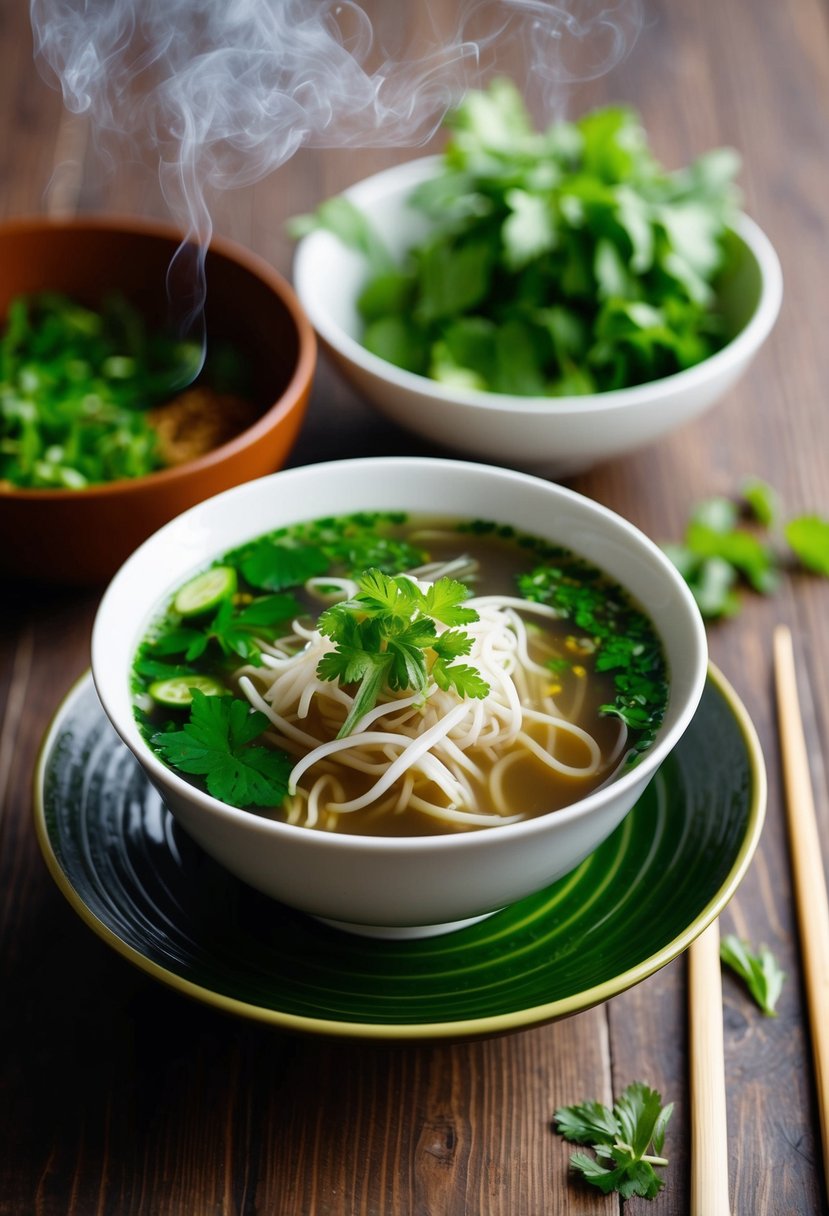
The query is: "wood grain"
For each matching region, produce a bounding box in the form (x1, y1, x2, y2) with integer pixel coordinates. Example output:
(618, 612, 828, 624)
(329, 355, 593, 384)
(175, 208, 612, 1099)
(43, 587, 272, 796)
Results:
(2, 1, 829, 1212)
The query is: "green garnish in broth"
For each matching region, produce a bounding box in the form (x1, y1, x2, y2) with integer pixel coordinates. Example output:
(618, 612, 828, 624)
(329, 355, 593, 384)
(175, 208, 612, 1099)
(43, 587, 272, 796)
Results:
(133, 513, 669, 830)
(518, 557, 668, 754)
(152, 690, 292, 809)
(316, 569, 490, 739)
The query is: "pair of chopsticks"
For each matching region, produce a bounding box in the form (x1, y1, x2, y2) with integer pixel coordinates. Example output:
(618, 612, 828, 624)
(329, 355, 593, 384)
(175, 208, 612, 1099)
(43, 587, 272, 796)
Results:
(688, 625, 829, 1213)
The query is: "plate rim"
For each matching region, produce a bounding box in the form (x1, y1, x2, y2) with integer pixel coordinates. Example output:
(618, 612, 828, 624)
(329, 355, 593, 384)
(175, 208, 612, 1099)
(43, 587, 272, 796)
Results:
(33, 663, 767, 1041)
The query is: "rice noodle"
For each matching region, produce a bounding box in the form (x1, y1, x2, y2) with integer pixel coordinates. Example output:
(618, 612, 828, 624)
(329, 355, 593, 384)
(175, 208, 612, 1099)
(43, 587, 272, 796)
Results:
(236, 576, 618, 832)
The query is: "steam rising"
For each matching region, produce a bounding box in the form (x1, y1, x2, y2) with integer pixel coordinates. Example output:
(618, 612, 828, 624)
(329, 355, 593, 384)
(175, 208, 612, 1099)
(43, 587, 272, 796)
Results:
(30, 0, 643, 334)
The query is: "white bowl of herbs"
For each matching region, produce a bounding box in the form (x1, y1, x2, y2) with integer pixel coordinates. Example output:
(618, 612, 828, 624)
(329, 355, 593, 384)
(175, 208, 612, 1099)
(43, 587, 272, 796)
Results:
(293, 80, 782, 477)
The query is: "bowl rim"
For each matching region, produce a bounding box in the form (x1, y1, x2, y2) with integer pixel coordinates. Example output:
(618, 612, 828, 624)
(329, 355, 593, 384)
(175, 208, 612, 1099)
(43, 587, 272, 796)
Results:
(0, 213, 317, 502)
(91, 454, 709, 854)
(293, 153, 783, 416)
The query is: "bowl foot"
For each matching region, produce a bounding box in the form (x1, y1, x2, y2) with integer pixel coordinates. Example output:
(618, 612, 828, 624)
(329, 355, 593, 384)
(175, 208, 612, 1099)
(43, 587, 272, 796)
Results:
(314, 909, 502, 939)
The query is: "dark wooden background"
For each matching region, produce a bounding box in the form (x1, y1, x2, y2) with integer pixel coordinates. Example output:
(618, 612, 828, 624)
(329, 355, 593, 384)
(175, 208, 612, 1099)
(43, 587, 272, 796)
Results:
(2, 1, 828, 1212)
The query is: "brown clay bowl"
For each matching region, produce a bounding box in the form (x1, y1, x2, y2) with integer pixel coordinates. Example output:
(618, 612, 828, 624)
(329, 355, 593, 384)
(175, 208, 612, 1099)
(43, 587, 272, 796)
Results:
(0, 216, 316, 584)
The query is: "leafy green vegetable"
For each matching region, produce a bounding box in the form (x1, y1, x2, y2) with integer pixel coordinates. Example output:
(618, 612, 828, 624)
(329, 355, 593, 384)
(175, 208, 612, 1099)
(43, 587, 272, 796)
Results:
(152, 690, 292, 808)
(518, 558, 668, 753)
(554, 1081, 673, 1199)
(720, 934, 785, 1016)
(0, 292, 196, 488)
(149, 591, 302, 667)
(316, 568, 489, 738)
(294, 78, 740, 396)
(228, 512, 428, 581)
(0, 291, 249, 489)
(784, 515, 829, 576)
(665, 480, 829, 617)
(239, 540, 331, 591)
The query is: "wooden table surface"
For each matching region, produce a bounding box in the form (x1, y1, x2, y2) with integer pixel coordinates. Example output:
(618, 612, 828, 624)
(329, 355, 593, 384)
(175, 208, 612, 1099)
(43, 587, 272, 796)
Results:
(2, 2, 828, 1212)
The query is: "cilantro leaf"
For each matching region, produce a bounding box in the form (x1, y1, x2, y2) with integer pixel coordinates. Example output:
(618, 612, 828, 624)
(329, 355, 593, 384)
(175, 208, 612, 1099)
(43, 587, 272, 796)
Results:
(351, 568, 421, 619)
(720, 934, 785, 1016)
(239, 540, 329, 591)
(685, 520, 777, 593)
(287, 195, 393, 274)
(741, 476, 780, 527)
(554, 1082, 672, 1200)
(315, 568, 489, 737)
(152, 691, 291, 808)
(421, 576, 478, 626)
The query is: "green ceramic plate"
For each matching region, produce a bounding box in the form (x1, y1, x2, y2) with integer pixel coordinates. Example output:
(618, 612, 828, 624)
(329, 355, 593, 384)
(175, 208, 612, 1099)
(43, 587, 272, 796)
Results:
(35, 667, 765, 1041)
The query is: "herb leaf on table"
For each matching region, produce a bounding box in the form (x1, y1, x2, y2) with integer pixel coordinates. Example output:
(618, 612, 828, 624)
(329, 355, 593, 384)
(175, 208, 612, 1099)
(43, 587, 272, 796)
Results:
(554, 1081, 673, 1199)
(720, 934, 786, 1016)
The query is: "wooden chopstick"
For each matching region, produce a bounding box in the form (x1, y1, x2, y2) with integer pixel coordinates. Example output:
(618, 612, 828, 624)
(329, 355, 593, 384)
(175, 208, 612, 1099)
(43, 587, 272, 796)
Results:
(688, 919, 731, 1216)
(774, 623, 829, 1201)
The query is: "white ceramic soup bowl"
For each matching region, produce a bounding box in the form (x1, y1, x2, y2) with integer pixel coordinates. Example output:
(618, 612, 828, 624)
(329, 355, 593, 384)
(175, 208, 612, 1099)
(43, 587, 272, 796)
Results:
(91, 457, 708, 937)
(293, 157, 782, 477)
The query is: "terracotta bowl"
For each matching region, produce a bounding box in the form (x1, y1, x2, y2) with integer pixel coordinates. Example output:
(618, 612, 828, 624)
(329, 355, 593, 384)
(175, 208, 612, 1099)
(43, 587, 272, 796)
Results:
(0, 216, 316, 584)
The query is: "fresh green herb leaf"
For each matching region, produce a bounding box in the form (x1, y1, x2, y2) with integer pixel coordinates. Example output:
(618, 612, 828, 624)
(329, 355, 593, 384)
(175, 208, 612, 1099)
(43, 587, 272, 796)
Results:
(784, 514, 829, 576)
(239, 540, 329, 591)
(294, 78, 740, 397)
(720, 934, 786, 1016)
(665, 484, 829, 617)
(554, 1082, 673, 1200)
(287, 195, 393, 274)
(518, 558, 668, 753)
(741, 476, 780, 527)
(684, 520, 778, 593)
(148, 591, 302, 666)
(152, 690, 291, 808)
(0, 291, 244, 489)
(316, 568, 489, 738)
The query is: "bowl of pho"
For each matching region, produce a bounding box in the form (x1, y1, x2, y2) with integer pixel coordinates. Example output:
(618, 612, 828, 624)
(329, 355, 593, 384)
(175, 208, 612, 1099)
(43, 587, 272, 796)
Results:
(0, 216, 315, 584)
(92, 456, 707, 937)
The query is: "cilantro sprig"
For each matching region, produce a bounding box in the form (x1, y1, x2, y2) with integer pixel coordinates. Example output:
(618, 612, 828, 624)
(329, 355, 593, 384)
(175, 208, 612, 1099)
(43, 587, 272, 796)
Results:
(720, 934, 786, 1017)
(664, 478, 829, 618)
(554, 1082, 673, 1199)
(316, 568, 489, 738)
(292, 78, 740, 396)
(152, 690, 291, 808)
